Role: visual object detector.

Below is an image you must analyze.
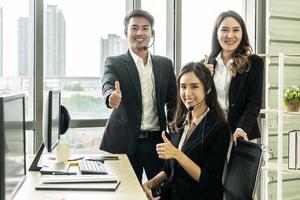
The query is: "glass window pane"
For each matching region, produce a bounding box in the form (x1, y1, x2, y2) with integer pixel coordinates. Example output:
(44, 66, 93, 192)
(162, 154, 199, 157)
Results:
(67, 127, 104, 154)
(43, 0, 127, 119)
(141, 0, 168, 58)
(0, 0, 34, 122)
(182, 0, 243, 64)
(0, 0, 34, 156)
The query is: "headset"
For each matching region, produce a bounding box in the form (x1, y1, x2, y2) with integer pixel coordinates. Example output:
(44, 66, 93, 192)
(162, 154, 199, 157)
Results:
(188, 88, 211, 112)
(143, 30, 155, 50)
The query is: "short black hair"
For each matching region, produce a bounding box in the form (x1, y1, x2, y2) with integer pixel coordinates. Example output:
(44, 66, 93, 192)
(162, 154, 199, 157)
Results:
(124, 9, 154, 31)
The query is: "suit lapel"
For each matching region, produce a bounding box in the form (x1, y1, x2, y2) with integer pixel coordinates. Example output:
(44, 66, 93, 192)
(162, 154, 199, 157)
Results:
(151, 56, 162, 105)
(169, 133, 182, 175)
(229, 71, 245, 105)
(123, 50, 142, 104)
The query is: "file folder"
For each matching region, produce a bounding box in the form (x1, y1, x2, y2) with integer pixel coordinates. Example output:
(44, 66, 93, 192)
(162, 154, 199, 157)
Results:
(288, 130, 300, 170)
(288, 130, 297, 169)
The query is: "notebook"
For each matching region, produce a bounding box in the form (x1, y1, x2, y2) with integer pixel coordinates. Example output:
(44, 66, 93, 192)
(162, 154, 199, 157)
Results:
(40, 163, 70, 175)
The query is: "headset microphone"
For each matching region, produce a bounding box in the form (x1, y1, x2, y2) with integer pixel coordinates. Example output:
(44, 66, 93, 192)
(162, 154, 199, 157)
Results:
(187, 96, 207, 112)
(143, 34, 155, 51)
(188, 106, 194, 112)
(143, 42, 154, 50)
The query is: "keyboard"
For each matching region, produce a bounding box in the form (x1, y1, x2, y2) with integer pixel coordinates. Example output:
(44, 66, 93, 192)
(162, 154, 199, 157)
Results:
(78, 160, 108, 175)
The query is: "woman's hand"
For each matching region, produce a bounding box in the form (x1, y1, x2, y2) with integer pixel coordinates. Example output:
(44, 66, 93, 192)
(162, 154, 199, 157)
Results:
(232, 129, 249, 145)
(156, 131, 180, 160)
(142, 181, 161, 200)
(203, 55, 214, 75)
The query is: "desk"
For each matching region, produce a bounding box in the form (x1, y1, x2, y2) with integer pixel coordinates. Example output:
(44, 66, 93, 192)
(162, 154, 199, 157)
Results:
(14, 154, 147, 200)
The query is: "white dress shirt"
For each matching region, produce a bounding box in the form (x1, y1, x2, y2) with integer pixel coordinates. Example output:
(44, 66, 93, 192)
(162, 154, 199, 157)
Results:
(129, 50, 160, 131)
(213, 53, 233, 111)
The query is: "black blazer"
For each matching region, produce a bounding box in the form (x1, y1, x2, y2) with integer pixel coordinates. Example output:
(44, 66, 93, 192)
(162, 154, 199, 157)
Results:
(163, 110, 231, 200)
(100, 50, 177, 155)
(209, 54, 264, 140)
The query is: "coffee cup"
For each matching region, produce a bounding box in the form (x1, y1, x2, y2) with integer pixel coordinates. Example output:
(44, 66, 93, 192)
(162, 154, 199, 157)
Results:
(56, 142, 70, 163)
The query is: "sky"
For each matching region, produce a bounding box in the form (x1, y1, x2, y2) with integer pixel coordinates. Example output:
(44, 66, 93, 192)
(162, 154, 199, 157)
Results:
(1, 0, 243, 77)
(1, 0, 29, 76)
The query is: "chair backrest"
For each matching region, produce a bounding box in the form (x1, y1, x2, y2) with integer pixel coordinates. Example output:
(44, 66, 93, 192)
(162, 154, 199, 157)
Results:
(223, 139, 265, 200)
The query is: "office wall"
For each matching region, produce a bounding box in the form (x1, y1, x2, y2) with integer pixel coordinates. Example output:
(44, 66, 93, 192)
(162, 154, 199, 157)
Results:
(265, 0, 300, 199)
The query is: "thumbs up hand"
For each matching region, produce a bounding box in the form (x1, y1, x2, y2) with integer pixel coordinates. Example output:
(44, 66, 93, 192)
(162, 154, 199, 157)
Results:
(203, 55, 214, 76)
(156, 131, 179, 160)
(108, 81, 122, 108)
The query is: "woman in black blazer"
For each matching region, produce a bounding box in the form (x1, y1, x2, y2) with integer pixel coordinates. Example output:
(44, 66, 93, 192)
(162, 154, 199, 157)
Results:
(204, 10, 264, 143)
(142, 62, 231, 200)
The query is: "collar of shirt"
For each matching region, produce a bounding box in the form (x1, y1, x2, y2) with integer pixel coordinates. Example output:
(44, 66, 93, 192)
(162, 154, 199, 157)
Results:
(129, 49, 152, 67)
(215, 52, 234, 70)
(183, 107, 210, 127)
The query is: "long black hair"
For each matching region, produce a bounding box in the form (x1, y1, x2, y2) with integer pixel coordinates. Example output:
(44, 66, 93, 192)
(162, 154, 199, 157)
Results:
(170, 62, 224, 133)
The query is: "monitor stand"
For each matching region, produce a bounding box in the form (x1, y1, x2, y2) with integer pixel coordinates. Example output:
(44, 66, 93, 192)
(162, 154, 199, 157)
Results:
(29, 143, 45, 171)
(29, 143, 70, 173)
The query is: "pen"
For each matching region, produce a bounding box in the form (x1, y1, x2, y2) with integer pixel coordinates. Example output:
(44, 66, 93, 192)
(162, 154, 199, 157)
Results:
(51, 172, 77, 175)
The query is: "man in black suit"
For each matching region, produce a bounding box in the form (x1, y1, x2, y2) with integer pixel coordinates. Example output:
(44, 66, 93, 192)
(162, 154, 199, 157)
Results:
(100, 9, 177, 185)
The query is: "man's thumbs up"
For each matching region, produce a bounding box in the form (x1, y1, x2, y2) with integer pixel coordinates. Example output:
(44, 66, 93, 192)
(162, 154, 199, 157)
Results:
(108, 81, 122, 108)
(115, 81, 121, 95)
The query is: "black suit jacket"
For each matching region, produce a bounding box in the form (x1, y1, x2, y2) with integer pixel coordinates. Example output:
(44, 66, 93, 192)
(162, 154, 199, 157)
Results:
(209, 54, 264, 140)
(163, 111, 231, 200)
(100, 50, 177, 155)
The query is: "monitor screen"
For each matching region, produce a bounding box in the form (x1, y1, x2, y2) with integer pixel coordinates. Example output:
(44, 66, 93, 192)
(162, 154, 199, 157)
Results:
(0, 93, 26, 200)
(44, 90, 61, 153)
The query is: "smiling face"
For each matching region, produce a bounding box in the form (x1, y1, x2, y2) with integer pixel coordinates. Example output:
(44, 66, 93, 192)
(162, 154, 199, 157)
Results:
(126, 17, 152, 53)
(217, 17, 242, 55)
(179, 72, 206, 109)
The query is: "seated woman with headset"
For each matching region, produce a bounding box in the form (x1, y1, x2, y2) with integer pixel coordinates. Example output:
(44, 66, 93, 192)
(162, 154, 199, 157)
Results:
(142, 62, 231, 200)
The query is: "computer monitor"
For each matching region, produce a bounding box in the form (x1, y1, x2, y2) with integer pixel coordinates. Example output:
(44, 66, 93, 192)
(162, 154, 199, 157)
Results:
(0, 93, 26, 200)
(44, 90, 61, 153)
(29, 90, 61, 171)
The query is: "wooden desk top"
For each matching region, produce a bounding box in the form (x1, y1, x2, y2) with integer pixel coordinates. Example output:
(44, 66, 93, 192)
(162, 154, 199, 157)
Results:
(14, 154, 147, 200)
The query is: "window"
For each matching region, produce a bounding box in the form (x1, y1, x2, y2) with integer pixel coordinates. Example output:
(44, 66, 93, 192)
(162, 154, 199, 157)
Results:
(181, 0, 244, 64)
(0, 0, 34, 153)
(43, 0, 127, 119)
(0, 0, 33, 119)
(141, 0, 169, 58)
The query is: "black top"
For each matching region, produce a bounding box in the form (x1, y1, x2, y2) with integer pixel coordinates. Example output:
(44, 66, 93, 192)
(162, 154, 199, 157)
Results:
(163, 110, 231, 200)
(209, 54, 264, 140)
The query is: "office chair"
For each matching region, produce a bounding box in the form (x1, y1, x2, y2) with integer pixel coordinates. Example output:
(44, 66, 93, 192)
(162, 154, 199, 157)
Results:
(223, 139, 266, 200)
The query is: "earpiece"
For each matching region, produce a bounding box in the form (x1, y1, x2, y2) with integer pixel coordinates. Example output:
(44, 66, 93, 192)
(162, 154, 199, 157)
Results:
(207, 88, 211, 94)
